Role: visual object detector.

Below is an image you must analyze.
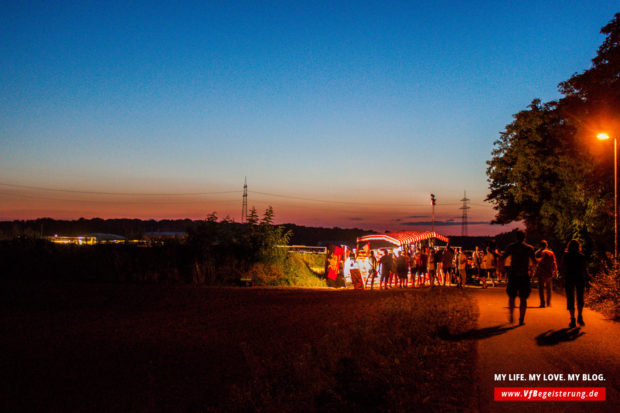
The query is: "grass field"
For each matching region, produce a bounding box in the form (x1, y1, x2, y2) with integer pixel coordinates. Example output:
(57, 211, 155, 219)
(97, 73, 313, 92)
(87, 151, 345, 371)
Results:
(1, 282, 478, 412)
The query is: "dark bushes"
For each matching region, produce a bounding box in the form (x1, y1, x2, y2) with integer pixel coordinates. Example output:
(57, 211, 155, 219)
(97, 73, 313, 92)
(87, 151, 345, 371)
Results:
(0, 238, 194, 283)
(586, 261, 620, 320)
(0, 208, 326, 286)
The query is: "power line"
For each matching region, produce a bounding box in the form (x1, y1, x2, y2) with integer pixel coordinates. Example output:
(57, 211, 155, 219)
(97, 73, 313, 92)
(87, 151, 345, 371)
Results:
(249, 190, 458, 207)
(460, 190, 471, 236)
(0, 182, 240, 196)
(241, 177, 248, 222)
(0, 191, 240, 204)
(0, 181, 479, 209)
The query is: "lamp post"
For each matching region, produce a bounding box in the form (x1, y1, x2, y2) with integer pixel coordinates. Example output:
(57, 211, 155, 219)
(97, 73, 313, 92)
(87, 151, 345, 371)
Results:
(430, 194, 436, 233)
(598, 133, 617, 258)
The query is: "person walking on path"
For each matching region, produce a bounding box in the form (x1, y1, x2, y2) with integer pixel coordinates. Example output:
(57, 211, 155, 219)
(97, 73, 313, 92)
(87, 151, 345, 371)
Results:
(503, 230, 536, 325)
(535, 240, 558, 308)
(561, 239, 588, 328)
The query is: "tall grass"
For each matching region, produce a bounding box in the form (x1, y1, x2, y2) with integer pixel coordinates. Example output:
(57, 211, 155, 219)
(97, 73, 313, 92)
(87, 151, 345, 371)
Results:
(224, 288, 477, 412)
(249, 252, 327, 287)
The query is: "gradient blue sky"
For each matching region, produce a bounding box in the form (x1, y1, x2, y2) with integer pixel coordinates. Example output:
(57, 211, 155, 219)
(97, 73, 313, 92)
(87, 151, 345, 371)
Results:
(1, 1, 618, 234)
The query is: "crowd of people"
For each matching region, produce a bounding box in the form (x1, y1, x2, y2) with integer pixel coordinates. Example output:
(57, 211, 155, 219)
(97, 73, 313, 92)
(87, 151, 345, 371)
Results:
(345, 230, 589, 328)
(347, 242, 502, 291)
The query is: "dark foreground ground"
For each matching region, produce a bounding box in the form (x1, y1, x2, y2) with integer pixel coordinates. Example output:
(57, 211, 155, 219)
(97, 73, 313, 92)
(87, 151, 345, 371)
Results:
(1, 282, 477, 412)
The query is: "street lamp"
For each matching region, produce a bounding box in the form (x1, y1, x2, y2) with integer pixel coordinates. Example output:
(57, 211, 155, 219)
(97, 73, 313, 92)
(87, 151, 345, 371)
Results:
(597, 132, 617, 258)
(430, 194, 436, 233)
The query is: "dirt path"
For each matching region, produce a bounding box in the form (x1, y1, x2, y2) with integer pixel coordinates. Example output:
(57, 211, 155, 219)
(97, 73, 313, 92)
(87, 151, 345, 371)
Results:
(471, 287, 619, 412)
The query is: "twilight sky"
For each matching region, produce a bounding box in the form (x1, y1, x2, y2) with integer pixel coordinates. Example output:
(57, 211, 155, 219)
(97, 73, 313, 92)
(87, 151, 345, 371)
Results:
(1, 1, 618, 235)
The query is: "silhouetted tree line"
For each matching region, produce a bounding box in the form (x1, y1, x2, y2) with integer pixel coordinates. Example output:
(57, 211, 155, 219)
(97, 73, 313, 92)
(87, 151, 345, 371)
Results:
(0, 218, 193, 240)
(0, 208, 293, 284)
(0, 217, 373, 246)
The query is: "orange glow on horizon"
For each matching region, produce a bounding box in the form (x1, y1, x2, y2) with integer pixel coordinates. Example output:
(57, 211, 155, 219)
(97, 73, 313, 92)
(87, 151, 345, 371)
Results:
(0, 185, 513, 236)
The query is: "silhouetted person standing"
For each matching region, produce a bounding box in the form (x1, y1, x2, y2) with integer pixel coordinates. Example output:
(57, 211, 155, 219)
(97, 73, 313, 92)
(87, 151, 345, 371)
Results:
(411, 249, 422, 287)
(366, 250, 377, 290)
(561, 239, 588, 328)
(535, 240, 558, 307)
(379, 250, 393, 290)
(503, 230, 536, 325)
(472, 246, 483, 280)
(481, 246, 496, 288)
(442, 243, 455, 286)
(434, 247, 444, 285)
(419, 248, 429, 287)
(495, 248, 506, 282)
(456, 250, 467, 288)
(427, 248, 436, 287)
(396, 250, 408, 288)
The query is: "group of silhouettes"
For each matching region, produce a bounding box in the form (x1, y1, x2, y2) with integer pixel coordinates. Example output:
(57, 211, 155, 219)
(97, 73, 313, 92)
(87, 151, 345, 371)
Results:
(498, 230, 588, 328)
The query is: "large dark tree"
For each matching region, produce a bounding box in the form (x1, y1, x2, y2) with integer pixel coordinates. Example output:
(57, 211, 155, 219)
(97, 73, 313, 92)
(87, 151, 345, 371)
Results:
(487, 13, 620, 257)
(559, 14, 620, 106)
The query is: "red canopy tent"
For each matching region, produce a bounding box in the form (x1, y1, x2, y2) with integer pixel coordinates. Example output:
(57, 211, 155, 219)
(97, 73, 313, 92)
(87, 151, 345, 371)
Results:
(357, 230, 449, 246)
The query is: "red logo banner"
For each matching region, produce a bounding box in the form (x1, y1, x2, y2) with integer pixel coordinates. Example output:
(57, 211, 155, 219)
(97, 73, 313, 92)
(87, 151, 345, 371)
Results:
(494, 387, 605, 401)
